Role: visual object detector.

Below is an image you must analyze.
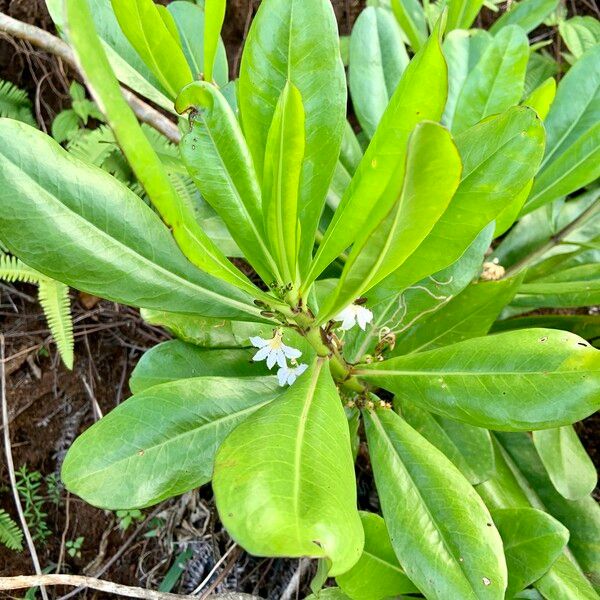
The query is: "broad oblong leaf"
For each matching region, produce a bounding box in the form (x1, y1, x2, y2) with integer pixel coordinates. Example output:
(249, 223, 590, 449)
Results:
(391, 0, 428, 51)
(453, 25, 529, 134)
(62, 377, 280, 509)
(176, 81, 278, 283)
(129, 340, 266, 394)
(357, 329, 600, 431)
(446, 0, 485, 31)
(0, 119, 262, 321)
(490, 0, 559, 34)
(364, 408, 507, 599)
(262, 82, 305, 285)
(203, 0, 226, 83)
(319, 121, 461, 322)
(308, 18, 448, 287)
(399, 401, 495, 484)
(110, 0, 192, 98)
(349, 7, 409, 138)
(491, 508, 569, 598)
(532, 426, 597, 501)
(213, 360, 364, 576)
(336, 512, 418, 599)
(525, 45, 600, 212)
(238, 0, 346, 268)
(379, 107, 544, 295)
(559, 16, 600, 59)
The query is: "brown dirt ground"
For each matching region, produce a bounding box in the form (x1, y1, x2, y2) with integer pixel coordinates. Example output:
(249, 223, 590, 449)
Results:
(0, 0, 598, 598)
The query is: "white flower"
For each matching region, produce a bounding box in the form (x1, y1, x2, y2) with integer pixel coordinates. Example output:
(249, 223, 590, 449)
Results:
(277, 362, 309, 387)
(335, 303, 374, 331)
(250, 330, 302, 370)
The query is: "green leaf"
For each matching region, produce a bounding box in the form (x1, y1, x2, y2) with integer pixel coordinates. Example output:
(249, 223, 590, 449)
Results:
(559, 17, 600, 59)
(65, 0, 261, 296)
(319, 121, 461, 322)
(0, 79, 36, 126)
(38, 279, 74, 370)
(308, 18, 448, 288)
(357, 328, 600, 431)
(129, 340, 267, 394)
(305, 589, 352, 600)
(62, 376, 280, 509)
(363, 408, 507, 599)
(0, 120, 262, 322)
(213, 359, 363, 577)
(349, 7, 409, 138)
(524, 51, 559, 99)
(453, 26, 529, 134)
(535, 554, 600, 600)
(238, 0, 346, 269)
(446, 0, 485, 31)
(399, 401, 494, 484)
(51, 109, 82, 144)
(110, 0, 192, 98)
(526, 45, 600, 212)
(493, 314, 600, 344)
(490, 0, 559, 34)
(262, 82, 305, 285)
(442, 29, 493, 128)
(168, 1, 228, 86)
(391, 276, 523, 355)
(523, 76, 556, 120)
(379, 107, 544, 296)
(497, 432, 600, 587)
(491, 508, 569, 598)
(176, 81, 278, 284)
(391, 0, 428, 51)
(203, 0, 226, 83)
(0, 509, 23, 551)
(532, 426, 597, 501)
(336, 512, 418, 599)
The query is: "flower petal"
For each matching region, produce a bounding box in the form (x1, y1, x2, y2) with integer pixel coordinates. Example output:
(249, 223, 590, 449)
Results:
(276, 349, 288, 369)
(341, 313, 356, 331)
(277, 367, 289, 387)
(253, 346, 270, 362)
(283, 344, 302, 360)
(357, 307, 373, 330)
(250, 336, 268, 348)
(267, 351, 278, 370)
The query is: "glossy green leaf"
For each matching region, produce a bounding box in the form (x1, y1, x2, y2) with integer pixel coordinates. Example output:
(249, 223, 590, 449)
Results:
(336, 512, 418, 599)
(442, 29, 493, 128)
(129, 340, 266, 394)
(391, 0, 428, 51)
(493, 314, 600, 345)
(319, 121, 461, 322)
(447, 0, 484, 31)
(490, 0, 559, 34)
(526, 46, 600, 212)
(532, 426, 597, 501)
(349, 7, 409, 138)
(306, 589, 351, 600)
(176, 81, 278, 283)
(559, 17, 600, 59)
(399, 401, 495, 484)
(46, 0, 174, 112)
(523, 77, 556, 120)
(308, 19, 448, 288)
(62, 377, 280, 509)
(110, 0, 192, 98)
(364, 408, 507, 599)
(492, 508, 569, 598)
(392, 276, 523, 355)
(497, 432, 600, 587)
(65, 0, 261, 297)
(379, 107, 544, 296)
(0, 120, 261, 322)
(168, 1, 228, 86)
(238, 0, 346, 268)
(213, 360, 363, 576)
(535, 554, 599, 600)
(203, 0, 226, 83)
(453, 26, 529, 134)
(347, 224, 494, 362)
(524, 51, 559, 98)
(262, 82, 305, 284)
(358, 329, 600, 431)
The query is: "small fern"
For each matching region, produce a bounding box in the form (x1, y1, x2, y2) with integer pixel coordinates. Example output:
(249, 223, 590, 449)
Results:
(0, 509, 23, 551)
(0, 79, 36, 126)
(0, 253, 74, 369)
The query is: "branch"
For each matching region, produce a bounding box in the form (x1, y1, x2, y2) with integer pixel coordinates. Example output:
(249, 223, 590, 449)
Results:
(0, 11, 181, 143)
(0, 575, 195, 599)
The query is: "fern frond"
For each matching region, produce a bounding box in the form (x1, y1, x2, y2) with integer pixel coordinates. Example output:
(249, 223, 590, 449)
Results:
(0, 253, 41, 284)
(0, 509, 24, 551)
(67, 125, 117, 167)
(0, 79, 36, 126)
(38, 279, 74, 370)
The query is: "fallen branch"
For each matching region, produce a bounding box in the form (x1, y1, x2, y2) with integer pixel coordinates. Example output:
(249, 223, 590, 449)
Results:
(0, 575, 196, 599)
(0, 11, 181, 143)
